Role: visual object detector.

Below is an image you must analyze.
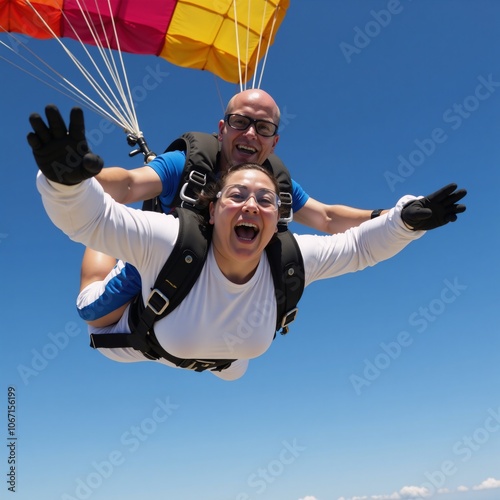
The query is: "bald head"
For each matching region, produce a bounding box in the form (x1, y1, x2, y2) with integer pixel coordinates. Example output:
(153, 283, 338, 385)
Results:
(218, 88, 281, 170)
(225, 89, 281, 126)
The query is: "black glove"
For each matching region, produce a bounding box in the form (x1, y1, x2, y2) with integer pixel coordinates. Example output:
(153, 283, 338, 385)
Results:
(27, 105, 103, 185)
(401, 183, 467, 230)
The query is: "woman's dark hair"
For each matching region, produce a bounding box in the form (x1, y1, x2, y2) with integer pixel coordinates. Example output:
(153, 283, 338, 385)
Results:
(198, 163, 284, 216)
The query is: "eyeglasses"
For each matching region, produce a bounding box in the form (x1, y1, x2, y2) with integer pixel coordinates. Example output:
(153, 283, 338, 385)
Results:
(225, 114, 279, 137)
(216, 184, 281, 211)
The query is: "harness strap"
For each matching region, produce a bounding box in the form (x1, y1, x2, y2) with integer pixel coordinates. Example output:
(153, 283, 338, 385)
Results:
(265, 231, 305, 334)
(168, 133, 220, 211)
(89, 220, 305, 368)
(88, 136, 305, 369)
(89, 328, 235, 372)
(89, 208, 236, 372)
(130, 294, 235, 371)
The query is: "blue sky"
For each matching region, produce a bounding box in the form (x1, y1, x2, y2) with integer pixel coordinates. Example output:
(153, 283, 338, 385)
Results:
(1, 1, 500, 499)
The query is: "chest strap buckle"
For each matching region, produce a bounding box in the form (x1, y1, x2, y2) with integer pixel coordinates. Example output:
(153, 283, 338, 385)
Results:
(147, 288, 170, 316)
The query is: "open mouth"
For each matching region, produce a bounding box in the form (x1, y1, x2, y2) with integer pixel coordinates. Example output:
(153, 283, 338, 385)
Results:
(236, 144, 257, 156)
(234, 222, 259, 241)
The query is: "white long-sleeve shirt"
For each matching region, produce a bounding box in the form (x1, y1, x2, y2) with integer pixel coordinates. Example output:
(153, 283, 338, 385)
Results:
(37, 173, 424, 380)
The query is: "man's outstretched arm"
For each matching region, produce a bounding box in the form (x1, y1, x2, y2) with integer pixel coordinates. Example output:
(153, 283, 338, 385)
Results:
(294, 196, 387, 234)
(95, 165, 162, 204)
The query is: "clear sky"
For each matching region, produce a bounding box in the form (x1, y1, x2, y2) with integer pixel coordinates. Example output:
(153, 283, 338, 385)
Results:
(1, 1, 500, 500)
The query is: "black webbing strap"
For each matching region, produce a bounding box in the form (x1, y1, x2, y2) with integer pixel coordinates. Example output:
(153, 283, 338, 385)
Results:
(89, 211, 305, 369)
(264, 153, 294, 230)
(127, 206, 209, 345)
(89, 316, 235, 372)
(167, 132, 219, 211)
(265, 230, 305, 334)
(89, 208, 236, 372)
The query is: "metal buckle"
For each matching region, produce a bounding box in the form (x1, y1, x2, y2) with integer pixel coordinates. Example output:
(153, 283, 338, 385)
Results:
(178, 360, 198, 370)
(278, 192, 293, 224)
(281, 307, 298, 329)
(179, 359, 217, 371)
(179, 171, 207, 206)
(188, 170, 207, 186)
(146, 288, 170, 315)
(178, 358, 232, 371)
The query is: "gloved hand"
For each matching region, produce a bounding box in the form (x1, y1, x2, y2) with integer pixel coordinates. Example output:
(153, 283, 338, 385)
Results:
(27, 105, 103, 185)
(401, 183, 467, 230)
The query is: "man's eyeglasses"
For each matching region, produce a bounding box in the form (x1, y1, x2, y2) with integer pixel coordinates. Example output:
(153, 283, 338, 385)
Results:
(216, 184, 281, 211)
(225, 114, 279, 137)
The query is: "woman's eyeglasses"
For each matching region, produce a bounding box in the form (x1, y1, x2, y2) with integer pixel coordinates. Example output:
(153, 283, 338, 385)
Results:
(217, 184, 281, 211)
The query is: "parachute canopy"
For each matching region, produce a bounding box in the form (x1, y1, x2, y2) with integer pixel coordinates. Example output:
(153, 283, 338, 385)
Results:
(0, 0, 289, 83)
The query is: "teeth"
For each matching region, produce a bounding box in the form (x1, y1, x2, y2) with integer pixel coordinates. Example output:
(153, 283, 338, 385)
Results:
(237, 145, 257, 153)
(235, 222, 259, 241)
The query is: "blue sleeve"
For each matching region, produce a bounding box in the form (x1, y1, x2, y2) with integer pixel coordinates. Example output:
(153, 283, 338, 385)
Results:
(147, 150, 186, 211)
(291, 178, 309, 213)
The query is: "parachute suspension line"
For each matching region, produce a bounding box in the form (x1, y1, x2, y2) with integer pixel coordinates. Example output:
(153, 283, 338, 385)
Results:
(73, 0, 140, 135)
(21, 0, 140, 135)
(59, 0, 154, 159)
(0, 35, 109, 111)
(251, 0, 268, 90)
(68, 0, 135, 126)
(243, 0, 252, 89)
(232, 0, 279, 90)
(58, 0, 140, 135)
(22, 1, 134, 132)
(232, 1, 244, 93)
(103, 0, 140, 136)
(256, 2, 280, 90)
(0, 20, 129, 131)
(232, 0, 279, 91)
(213, 73, 226, 116)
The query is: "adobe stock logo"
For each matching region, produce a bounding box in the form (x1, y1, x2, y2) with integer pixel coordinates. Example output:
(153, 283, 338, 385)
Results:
(17, 321, 82, 385)
(233, 439, 306, 500)
(349, 277, 467, 395)
(419, 405, 500, 495)
(60, 396, 179, 500)
(384, 74, 500, 191)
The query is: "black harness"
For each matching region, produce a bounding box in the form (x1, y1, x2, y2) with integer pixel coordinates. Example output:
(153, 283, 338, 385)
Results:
(89, 133, 303, 372)
(149, 132, 293, 226)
